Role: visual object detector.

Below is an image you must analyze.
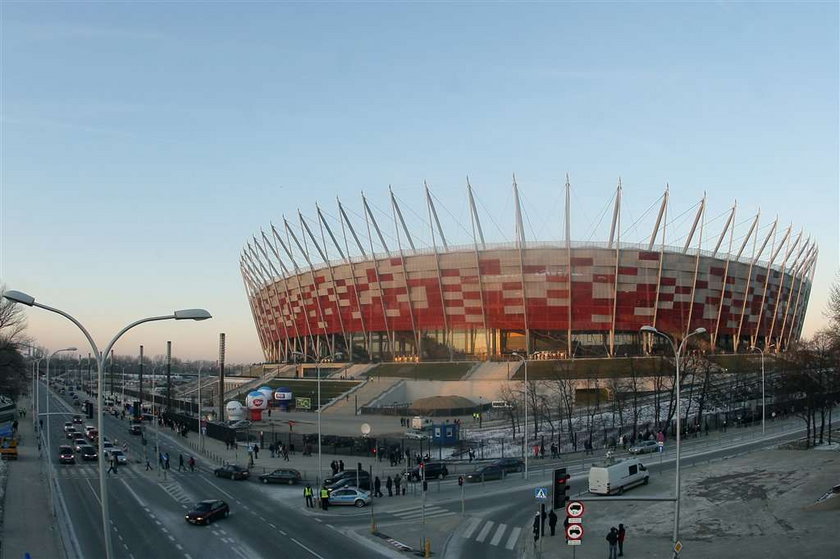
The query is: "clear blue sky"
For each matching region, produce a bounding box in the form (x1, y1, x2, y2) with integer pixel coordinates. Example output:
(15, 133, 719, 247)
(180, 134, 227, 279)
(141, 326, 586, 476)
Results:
(1, 2, 837, 363)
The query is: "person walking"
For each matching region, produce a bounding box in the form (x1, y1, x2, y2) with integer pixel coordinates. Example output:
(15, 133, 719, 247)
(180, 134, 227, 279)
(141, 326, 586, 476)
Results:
(331, 461, 338, 476)
(394, 474, 401, 496)
(108, 454, 119, 475)
(253, 443, 259, 460)
(319, 486, 330, 511)
(606, 527, 618, 559)
(178, 454, 185, 472)
(532, 513, 540, 544)
(188, 456, 196, 472)
(304, 484, 314, 508)
(339, 459, 344, 472)
(374, 476, 382, 498)
(283, 446, 289, 461)
(618, 523, 626, 556)
(386, 475, 393, 497)
(145, 457, 153, 471)
(548, 509, 558, 536)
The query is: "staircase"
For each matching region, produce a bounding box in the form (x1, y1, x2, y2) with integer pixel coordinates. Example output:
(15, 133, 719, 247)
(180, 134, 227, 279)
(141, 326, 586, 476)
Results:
(321, 377, 402, 416)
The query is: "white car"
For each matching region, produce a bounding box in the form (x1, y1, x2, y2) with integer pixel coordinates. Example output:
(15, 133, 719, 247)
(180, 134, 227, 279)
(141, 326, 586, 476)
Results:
(109, 449, 128, 465)
(404, 430, 430, 440)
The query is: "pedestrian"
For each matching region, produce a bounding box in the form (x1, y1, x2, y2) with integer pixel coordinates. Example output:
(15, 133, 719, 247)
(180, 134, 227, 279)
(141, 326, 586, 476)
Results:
(394, 474, 401, 496)
(386, 475, 393, 497)
(164, 453, 170, 470)
(331, 461, 338, 476)
(178, 454, 185, 472)
(283, 446, 289, 461)
(304, 484, 314, 508)
(253, 443, 259, 459)
(339, 459, 344, 472)
(563, 516, 570, 540)
(606, 527, 618, 559)
(270, 443, 276, 458)
(548, 509, 558, 536)
(532, 513, 540, 544)
(107, 455, 118, 475)
(618, 523, 626, 556)
(374, 476, 382, 498)
(188, 456, 196, 472)
(319, 486, 330, 511)
(145, 457, 153, 471)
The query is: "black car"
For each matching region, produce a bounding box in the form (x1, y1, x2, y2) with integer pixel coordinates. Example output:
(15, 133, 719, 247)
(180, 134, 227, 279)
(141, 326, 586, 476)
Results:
(259, 468, 302, 485)
(185, 500, 229, 525)
(323, 469, 370, 487)
(213, 464, 250, 480)
(129, 425, 143, 436)
(492, 458, 525, 474)
(72, 415, 83, 425)
(80, 445, 98, 461)
(58, 445, 76, 464)
(465, 464, 505, 483)
(409, 462, 449, 481)
(326, 476, 372, 492)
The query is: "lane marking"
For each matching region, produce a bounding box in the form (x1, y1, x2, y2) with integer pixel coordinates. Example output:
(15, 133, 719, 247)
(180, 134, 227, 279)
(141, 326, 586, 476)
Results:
(489, 523, 507, 546)
(200, 477, 237, 501)
(84, 478, 102, 505)
(290, 537, 326, 559)
(505, 526, 521, 550)
(475, 520, 494, 543)
(461, 517, 481, 539)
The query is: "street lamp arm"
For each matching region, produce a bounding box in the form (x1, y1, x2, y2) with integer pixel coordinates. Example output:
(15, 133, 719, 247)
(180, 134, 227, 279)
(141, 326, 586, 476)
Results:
(31, 300, 103, 361)
(100, 315, 176, 364)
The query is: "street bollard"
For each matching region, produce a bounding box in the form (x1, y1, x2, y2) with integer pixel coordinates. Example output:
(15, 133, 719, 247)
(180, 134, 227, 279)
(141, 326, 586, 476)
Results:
(424, 538, 431, 558)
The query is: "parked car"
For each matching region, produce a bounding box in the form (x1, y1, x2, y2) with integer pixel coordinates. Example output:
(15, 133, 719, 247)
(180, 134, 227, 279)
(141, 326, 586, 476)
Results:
(628, 440, 659, 455)
(80, 445, 98, 461)
(326, 476, 371, 492)
(491, 458, 525, 474)
(328, 487, 371, 507)
(258, 468, 302, 485)
(465, 465, 505, 483)
(213, 465, 250, 480)
(185, 500, 229, 525)
(58, 445, 76, 464)
(404, 429, 430, 440)
(324, 469, 370, 487)
(129, 425, 143, 436)
(409, 462, 449, 481)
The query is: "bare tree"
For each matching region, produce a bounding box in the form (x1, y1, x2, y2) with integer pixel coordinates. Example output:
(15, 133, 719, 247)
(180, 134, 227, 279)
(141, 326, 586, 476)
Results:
(0, 284, 28, 343)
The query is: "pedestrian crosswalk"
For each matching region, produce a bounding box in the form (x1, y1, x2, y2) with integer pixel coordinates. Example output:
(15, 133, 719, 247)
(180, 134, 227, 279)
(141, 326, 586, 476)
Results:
(460, 517, 522, 551)
(388, 504, 457, 521)
(159, 480, 192, 505)
(54, 465, 142, 479)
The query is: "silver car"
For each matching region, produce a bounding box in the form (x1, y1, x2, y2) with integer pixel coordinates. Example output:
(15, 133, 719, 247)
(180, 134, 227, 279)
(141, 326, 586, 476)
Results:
(628, 440, 659, 454)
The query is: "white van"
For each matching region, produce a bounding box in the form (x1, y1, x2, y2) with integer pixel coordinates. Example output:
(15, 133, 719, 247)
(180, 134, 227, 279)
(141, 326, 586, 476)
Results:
(588, 458, 649, 495)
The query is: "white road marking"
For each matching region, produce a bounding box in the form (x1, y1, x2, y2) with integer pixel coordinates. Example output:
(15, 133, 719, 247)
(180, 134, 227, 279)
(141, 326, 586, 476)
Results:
(461, 517, 482, 539)
(489, 523, 507, 546)
(175, 544, 183, 550)
(200, 477, 237, 501)
(231, 547, 248, 559)
(314, 518, 322, 523)
(475, 520, 494, 543)
(290, 537, 326, 559)
(84, 478, 101, 505)
(505, 526, 521, 550)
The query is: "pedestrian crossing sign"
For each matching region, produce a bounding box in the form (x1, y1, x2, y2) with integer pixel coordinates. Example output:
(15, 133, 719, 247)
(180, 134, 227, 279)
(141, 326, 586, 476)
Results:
(534, 487, 548, 500)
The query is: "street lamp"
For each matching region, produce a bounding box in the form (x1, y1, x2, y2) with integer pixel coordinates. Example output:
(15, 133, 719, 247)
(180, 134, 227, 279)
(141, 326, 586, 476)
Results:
(640, 325, 706, 558)
(292, 351, 332, 484)
(511, 352, 529, 480)
(2, 289, 211, 559)
(749, 344, 774, 435)
(44, 346, 77, 512)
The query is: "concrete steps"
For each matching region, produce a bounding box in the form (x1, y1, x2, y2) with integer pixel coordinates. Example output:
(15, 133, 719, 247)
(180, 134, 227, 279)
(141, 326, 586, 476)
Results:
(321, 377, 402, 416)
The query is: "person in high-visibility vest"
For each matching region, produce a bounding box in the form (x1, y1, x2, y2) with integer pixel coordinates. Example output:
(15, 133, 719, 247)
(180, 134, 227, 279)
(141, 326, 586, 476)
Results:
(304, 484, 314, 508)
(319, 487, 330, 511)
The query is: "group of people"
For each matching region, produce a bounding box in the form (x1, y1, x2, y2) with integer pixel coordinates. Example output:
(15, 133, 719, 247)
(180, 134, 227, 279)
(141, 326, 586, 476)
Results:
(269, 442, 290, 460)
(605, 524, 627, 557)
(372, 474, 404, 497)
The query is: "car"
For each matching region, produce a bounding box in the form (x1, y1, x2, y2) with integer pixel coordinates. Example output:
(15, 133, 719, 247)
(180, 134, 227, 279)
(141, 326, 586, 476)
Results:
(103, 442, 114, 454)
(491, 458, 525, 474)
(63, 422, 74, 432)
(72, 415, 83, 425)
(404, 429, 430, 440)
(409, 462, 449, 481)
(328, 487, 371, 507)
(80, 445, 98, 461)
(86, 429, 98, 442)
(227, 419, 251, 430)
(213, 465, 250, 480)
(109, 449, 128, 465)
(323, 469, 370, 487)
(465, 464, 505, 483)
(628, 440, 659, 455)
(258, 468, 302, 485)
(66, 430, 79, 440)
(129, 425, 143, 436)
(85, 425, 96, 434)
(326, 476, 371, 492)
(185, 500, 229, 525)
(73, 438, 88, 452)
(58, 445, 76, 464)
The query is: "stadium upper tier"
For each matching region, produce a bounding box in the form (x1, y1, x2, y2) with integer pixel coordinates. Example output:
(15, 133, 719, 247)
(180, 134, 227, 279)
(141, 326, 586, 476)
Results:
(240, 183, 816, 363)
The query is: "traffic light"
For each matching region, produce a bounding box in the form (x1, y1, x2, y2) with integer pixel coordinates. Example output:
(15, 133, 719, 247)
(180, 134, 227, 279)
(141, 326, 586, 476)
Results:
(553, 468, 570, 509)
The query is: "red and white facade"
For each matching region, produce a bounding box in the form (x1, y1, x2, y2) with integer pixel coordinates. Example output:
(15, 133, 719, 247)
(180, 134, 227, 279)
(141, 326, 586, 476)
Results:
(241, 183, 815, 362)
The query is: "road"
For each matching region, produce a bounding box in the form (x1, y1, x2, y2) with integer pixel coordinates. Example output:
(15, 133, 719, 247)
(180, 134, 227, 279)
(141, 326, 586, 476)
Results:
(38, 383, 387, 559)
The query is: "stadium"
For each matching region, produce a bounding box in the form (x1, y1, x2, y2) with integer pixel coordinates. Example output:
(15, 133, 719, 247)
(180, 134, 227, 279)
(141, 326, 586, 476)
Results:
(240, 182, 816, 363)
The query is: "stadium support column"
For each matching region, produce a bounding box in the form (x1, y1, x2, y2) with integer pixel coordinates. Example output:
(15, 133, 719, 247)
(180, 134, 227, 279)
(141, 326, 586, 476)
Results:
(334, 199, 371, 358)
(683, 195, 706, 339)
(467, 179, 491, 358)
(241, 253, 278, 361)
(390, 188, 421, 359)
(608, 181, 622, 357)
(363, 193, 396, 359)
(273, 224, 317, 360)
(736, 214, 774, 353)
(513, 176, 530, 355)
(767, 230, 801, 347)
(218, 334, 225, 423)
(710, 203, 736, 352)
(426, 183, 452, 361)
(564, 176, 572, 358)
(254, 235, 292, 361)
(266, 228, 307, 360)
(649, 187, 668, 354)
(752, 224, 788, 348)
(287, 218, 331, 358)
(784, 248, 817, 348)
(777, 238, 810, 348)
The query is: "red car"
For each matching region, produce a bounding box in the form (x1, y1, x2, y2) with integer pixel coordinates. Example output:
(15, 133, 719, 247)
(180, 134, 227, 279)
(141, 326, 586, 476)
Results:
(185, 500, 229, 525)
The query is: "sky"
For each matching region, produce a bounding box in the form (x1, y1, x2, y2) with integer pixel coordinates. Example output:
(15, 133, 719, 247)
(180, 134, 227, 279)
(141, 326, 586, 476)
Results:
(1, 2, 837, 364)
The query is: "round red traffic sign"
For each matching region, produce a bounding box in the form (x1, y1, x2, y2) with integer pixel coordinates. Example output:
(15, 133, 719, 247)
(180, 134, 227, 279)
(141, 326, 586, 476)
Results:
(566, 523, 584, 540)
(566, 501, 585, 518)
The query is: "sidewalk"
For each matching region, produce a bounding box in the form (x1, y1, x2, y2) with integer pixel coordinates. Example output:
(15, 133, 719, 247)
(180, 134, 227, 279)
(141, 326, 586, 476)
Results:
(1, 397, 63, 559)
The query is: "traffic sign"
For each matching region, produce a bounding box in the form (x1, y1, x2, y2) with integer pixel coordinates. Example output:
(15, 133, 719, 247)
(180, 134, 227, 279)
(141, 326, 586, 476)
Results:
(566, 524, 584, 541)
(674, 541, 683, 553)
(566, 501, 585, 518)
(534, 487, 549, 500)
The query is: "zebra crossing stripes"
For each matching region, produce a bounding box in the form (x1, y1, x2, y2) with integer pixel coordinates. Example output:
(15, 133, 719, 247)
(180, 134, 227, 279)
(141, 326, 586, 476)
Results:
(462, 518, 522, 551)
(159, 481, 192, 505)
(56, 465, 140, 479)
(389, 504, 456, 521)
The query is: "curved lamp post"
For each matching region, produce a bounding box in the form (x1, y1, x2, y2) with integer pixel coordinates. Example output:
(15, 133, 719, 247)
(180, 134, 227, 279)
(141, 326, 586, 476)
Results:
(2, 289, 211, 559)
(749, 344, 774, 435)
(292, 351, 333, 484)
(511, 352, 528, 479)
(640, 325, 706, 558)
